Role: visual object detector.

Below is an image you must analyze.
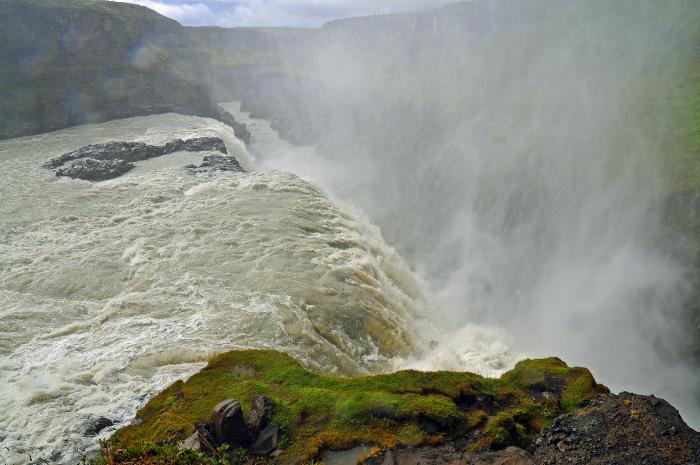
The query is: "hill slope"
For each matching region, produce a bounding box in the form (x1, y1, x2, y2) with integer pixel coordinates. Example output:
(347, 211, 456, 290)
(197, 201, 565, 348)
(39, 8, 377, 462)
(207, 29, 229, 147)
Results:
(0, 0, 217, 139)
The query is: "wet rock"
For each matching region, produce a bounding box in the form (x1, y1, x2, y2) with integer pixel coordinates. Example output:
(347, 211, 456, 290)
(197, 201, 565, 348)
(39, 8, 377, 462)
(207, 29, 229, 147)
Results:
(163, 137, 228, 154)
(185, 154, 245, 174)
(131, 418, 144, 426)
(45, 137, 230, 181)
(57, 158, 134, 181)
(46, 142, 154, 168)
(212, 399, 249, 447)
(217, 108, 252, 144)
(84, 416, 114, 436)
(251, 424, 279, 456)
(247, 396, 272, 436)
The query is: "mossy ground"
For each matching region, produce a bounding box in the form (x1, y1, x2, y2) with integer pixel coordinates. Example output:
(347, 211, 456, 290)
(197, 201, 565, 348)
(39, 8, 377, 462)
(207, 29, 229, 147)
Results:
(97, 350, 607, 465)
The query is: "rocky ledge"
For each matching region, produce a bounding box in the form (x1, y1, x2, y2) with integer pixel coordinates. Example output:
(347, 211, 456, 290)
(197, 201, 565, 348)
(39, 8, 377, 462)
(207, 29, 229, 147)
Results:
(217, 108, 252, 145)
(364, 393, 700, 465)
(532, 392, 700, 465)
(92, 350, 700, 465)
(45, 137, 244, 181)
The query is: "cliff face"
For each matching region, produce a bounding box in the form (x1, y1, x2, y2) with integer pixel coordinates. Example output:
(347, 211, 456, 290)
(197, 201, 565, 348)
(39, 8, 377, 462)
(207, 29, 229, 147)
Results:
(186, 26, 321, 144)
(0, 0, 217, 140)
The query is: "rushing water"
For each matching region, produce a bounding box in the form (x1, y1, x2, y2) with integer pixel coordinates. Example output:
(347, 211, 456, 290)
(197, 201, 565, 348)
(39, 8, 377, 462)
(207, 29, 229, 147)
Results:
(0, 112, 519, 464)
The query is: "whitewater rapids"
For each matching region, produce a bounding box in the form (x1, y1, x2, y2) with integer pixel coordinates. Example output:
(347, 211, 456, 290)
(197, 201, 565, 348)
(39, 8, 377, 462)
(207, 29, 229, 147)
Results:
(0, 113, 515, 464)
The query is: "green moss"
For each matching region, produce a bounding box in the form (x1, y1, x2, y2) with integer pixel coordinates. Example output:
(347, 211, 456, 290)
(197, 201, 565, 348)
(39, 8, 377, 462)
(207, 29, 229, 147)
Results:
(102, 350, 604, 464)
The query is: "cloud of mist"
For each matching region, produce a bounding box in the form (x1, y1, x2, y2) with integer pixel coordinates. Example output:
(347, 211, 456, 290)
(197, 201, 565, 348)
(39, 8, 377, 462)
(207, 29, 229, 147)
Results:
(231, 0, 700, 426)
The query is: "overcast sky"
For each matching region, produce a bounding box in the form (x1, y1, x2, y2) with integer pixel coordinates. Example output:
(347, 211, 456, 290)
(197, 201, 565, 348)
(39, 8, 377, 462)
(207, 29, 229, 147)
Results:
(116, 0, 455, 28)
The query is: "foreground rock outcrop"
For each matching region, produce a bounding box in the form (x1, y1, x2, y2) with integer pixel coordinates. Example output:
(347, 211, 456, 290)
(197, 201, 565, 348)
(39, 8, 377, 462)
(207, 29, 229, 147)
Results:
(93, 350, 699, 465)
(55, 157, 134, 182)
(45, 137, 243, 181)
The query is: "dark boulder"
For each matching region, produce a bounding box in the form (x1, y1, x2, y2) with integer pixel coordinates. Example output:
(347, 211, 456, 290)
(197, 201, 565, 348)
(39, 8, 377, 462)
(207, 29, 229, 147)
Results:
(163, 137, 228, 154)
(46, 137, 233, 181)
(251, 424, 279, 456)
(212, 399, 250, 447)
(247, 395, 272, 435)
(45, 142, 153, 168)
(56, 158, 134, 181)
(84, 416, 114, 436)
(46, 137, 227, 168)
(179, 432, 203, 452)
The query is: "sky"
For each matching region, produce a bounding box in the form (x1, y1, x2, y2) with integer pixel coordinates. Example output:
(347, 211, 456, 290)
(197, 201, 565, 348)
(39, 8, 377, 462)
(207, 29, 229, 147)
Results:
(116, 0, 455, 28)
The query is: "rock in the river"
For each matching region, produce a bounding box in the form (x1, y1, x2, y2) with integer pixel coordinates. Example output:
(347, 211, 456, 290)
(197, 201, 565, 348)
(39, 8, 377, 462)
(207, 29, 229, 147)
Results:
(46, 142, 157, 168)
(84, 416, 114, 436)
(212, 399, 250, 447)
(162, 137, 228, 155)
(56, 158, 134, 181)
(46, 137, 233, 181)
(185, 154, 245, 174)
(179, 432, 203, 452)
(251, 424, 279, 456)
(217, 109, 252, 145)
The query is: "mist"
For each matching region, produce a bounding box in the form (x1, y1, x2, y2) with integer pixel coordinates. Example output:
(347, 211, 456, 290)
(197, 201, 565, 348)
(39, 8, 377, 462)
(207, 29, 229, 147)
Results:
(227, 0, 700, 426)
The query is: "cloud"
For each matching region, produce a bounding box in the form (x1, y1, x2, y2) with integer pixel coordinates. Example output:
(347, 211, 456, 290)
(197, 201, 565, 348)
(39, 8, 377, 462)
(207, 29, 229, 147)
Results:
(113, 0, 456, 28)
(116, 0, 221, 25)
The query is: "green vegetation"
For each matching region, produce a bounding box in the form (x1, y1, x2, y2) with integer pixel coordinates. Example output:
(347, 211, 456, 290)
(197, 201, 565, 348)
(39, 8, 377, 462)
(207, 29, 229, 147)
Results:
(98, 350, 607, 465)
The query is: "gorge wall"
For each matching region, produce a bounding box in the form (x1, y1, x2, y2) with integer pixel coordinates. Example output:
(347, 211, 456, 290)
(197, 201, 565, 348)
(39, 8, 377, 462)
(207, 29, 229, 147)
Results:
(0, 0, 217, 139)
